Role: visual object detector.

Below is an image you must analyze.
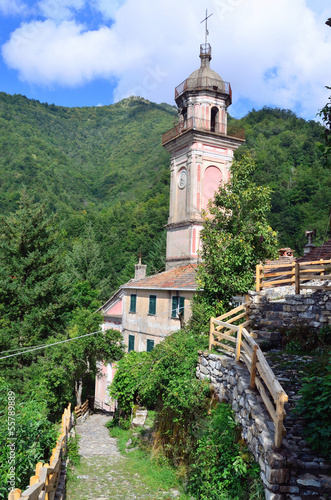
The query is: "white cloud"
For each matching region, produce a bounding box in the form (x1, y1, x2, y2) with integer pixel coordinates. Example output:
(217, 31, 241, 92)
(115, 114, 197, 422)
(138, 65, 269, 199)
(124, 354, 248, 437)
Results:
(91, 0, 124, 20)
(0, 0, 26, 15)
(2, 19, 146, 86)
(37, 0, 86, 20)
(2, 0, 331, 119)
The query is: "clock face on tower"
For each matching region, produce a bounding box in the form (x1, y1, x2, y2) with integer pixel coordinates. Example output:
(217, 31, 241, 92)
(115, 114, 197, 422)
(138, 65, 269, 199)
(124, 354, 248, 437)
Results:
(178, 169, 187, 189)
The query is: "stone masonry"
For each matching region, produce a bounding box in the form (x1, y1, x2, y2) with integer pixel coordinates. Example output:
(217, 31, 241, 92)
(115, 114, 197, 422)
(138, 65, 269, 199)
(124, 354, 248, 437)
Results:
(196, 352, 331, 500)
(249, 289, 331, 333)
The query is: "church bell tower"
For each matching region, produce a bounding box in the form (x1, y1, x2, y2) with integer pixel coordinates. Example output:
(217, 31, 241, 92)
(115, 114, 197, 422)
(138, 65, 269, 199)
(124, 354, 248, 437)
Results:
(162, 43, 245, 270)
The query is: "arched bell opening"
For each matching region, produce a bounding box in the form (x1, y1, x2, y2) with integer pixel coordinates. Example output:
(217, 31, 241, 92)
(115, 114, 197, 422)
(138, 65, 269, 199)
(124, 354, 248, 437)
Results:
(211, 106, 219, 132)
(180, 106, 188, 123)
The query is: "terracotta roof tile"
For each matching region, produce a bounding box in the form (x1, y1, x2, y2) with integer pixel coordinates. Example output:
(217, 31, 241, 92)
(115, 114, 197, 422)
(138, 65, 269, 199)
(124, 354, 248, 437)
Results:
(297, 238, 331, 262)
(122, 264, 198, 291)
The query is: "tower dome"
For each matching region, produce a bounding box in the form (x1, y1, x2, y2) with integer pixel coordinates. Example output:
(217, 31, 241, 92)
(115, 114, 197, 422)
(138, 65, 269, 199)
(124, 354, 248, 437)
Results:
(175, 44, 232, 107)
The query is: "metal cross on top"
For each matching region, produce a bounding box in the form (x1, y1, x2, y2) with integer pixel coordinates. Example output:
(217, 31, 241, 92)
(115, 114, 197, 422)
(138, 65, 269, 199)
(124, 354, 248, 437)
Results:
(201, 9, 213, 45)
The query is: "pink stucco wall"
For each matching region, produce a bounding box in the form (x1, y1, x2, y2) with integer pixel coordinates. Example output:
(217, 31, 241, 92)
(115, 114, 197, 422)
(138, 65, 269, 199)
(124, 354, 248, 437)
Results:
(203, 165, 222, 210)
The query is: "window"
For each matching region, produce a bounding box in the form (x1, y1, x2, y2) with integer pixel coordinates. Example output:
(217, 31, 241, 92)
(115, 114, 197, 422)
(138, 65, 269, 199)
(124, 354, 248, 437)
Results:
(172, 296, 185, 318)
(129, 294, 137, 313)
(147, 339, 154, 352)
(149, 295, 157, 315)
(211, 106, 219, 133)
(128, 334, 135, 352)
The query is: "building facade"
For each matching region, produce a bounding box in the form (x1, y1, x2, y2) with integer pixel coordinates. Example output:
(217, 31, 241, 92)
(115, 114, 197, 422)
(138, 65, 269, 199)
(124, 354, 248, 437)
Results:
(121, 263, 197, 352)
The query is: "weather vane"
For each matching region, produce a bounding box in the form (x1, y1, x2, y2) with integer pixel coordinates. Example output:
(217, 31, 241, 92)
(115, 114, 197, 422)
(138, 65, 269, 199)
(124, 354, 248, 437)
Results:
(201, 9, 213, 45)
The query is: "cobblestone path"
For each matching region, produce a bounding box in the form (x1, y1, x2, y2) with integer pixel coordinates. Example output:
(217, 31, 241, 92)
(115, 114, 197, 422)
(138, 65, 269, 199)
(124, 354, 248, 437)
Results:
(65, 413, 181, 500)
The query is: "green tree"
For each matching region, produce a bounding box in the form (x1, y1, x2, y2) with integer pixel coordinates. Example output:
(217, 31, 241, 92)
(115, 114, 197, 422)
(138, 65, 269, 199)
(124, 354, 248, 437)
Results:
(65, 223, 113, 300)
(0, 192, 73, 392)
(197, 154, 278, 309)
(64, 308, 124, 405)
(317, 86, 331, 167)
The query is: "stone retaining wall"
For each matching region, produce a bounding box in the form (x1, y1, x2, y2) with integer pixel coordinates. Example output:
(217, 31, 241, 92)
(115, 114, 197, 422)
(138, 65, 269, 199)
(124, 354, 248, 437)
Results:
(197, 352, 290, 500)
(196, 351, 331, 500)
(249, 290, 331, 332)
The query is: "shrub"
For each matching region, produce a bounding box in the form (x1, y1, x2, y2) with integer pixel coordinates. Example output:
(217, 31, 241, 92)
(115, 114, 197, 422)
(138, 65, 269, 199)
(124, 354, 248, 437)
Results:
(187, 403, 263, 500)
(295, 353, 331, 461)
(281, 323, 331, 352)
(0, 378, 57, 498)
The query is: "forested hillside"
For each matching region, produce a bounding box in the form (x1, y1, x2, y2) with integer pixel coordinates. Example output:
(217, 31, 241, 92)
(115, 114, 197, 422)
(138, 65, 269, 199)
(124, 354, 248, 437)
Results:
(0, 92, 330, 298)
(0, 92, 175, 296)
(233, 108, 331, 252)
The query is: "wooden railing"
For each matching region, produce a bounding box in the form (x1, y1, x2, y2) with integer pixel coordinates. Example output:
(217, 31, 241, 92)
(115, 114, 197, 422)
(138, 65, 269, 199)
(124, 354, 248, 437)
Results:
(209, 303, 288, 448)
(256, 259, 331, 293)
(74, 399, 89, 419)
(8, 403, 72, 500)
(162, 116, 245, 145)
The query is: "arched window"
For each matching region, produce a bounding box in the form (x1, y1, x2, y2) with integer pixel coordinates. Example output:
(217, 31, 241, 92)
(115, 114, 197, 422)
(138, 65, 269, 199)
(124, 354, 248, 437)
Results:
(211, 106, 219, 132)
(180, 106, 188, 122)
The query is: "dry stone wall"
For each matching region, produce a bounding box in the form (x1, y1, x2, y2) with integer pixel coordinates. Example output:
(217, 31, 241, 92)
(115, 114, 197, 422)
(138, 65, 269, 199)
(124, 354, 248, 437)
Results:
(197, 352, 290, 499)
(196, 351, 331, 500)
(249, 290, 331, 332)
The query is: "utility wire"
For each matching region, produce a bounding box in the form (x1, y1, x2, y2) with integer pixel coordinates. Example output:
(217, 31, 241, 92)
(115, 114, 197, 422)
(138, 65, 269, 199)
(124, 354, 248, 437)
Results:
(0, 329, 103, 361)
(0, 345, 38, 354)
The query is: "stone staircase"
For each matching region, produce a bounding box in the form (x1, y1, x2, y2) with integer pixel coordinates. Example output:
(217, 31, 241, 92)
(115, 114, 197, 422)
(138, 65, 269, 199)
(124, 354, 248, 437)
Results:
(263, 349, 331, 499)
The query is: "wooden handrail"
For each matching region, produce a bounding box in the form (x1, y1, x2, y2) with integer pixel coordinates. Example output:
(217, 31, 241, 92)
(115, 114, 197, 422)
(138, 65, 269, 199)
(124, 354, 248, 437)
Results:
(209, 303, 288, 447)
(8, 403, 72, 500)
(256, 259, 331, 292)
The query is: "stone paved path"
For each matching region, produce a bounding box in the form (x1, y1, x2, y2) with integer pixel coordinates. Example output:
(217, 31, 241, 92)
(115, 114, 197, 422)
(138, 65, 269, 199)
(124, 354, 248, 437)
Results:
(65, 413, 182, 500)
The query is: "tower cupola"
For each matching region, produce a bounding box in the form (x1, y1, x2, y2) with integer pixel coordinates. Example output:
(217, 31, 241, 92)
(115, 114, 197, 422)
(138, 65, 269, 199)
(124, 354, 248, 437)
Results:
(176, 43, 231, 109)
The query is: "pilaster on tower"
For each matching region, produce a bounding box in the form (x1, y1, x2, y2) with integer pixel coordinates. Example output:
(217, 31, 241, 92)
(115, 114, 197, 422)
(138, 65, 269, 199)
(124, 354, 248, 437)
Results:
(162, 44, 245, 270)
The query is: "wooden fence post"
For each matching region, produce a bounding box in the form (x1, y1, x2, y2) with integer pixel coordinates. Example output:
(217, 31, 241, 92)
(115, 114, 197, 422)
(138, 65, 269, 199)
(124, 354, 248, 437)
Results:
(320, 258, 324, 276)
(295, 262, 300, 295)
(209, 317, 214, 351)
(275, 392, 285, 448)
(236, 325, 243, 362)
(250, 345, 258, 388)
(8, 490, 21, 500)
(256, 264, 261, 292)
(245, 294, 250, 330)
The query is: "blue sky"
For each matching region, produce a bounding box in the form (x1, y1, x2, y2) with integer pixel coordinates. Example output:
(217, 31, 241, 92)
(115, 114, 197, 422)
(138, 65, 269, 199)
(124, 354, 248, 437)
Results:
(0, 0, 331, 120)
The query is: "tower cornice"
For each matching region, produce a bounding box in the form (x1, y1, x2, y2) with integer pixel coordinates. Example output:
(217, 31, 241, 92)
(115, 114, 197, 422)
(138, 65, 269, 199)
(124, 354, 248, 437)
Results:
(162, 126, 244, 152)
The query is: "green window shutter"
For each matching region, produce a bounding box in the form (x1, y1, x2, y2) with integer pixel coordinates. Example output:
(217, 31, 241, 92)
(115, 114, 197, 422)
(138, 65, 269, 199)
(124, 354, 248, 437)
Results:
(179, 296, 185, 316)
(130, 294, 137, 313)
(171, 296, 178, 318)
(147, 339, 154, 352)
(128, 335, 135, 352)
(149, 295, 157, 315)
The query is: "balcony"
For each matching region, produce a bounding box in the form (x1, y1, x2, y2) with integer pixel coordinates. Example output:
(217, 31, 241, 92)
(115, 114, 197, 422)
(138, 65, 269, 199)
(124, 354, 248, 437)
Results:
(162, 117, 245, 146)
(175, 78, 232, 102)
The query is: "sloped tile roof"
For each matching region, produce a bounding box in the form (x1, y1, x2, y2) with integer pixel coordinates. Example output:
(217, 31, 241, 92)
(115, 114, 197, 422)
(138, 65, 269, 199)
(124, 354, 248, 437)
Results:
(122, 264, 198, 291)
(297, 238, 331, 262)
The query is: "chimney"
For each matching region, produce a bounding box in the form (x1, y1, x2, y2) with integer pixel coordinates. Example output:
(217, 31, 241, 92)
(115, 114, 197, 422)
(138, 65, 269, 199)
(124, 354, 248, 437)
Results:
(303, 229, 316, 256)
(134, 257, 146, 280)
(277, 247, 294, 259)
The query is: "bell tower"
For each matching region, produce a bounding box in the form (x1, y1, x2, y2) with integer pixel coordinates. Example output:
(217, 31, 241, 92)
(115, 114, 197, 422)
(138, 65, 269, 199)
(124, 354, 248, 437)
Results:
(162, 43, 245, 270)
